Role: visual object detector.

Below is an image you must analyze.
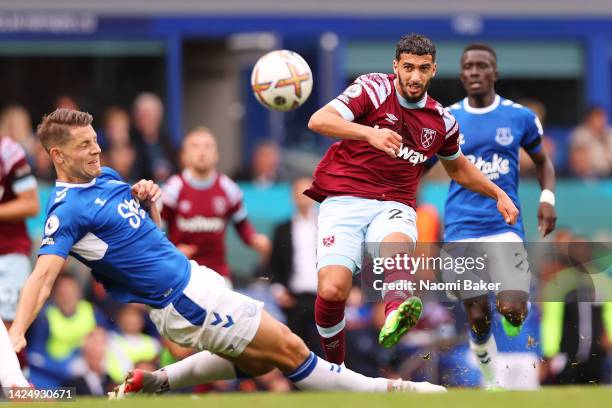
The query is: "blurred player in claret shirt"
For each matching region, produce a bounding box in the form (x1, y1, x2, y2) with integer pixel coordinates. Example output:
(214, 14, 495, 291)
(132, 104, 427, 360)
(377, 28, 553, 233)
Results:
(0, 135, 39, 387)
(306, 34, 519, 364)
(160, 127, 271, 282)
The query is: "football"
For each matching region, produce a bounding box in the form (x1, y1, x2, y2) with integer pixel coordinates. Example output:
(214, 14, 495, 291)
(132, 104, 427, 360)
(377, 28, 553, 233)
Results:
(251, 50, 313, 112)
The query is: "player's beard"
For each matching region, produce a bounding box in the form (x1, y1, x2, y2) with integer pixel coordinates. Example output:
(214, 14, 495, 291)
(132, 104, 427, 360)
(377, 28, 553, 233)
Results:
(398, 75, 430, 103)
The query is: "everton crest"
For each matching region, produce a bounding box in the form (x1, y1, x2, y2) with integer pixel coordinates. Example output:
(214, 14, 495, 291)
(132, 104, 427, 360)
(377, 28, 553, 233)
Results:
(495, 127, 514, 146)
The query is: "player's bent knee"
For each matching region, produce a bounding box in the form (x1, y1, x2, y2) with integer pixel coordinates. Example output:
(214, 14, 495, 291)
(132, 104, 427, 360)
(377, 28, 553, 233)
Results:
(496, 298, 528, 327)
(496, 291, 528, 326)
(318, 283, 348, 302)
(318, 266, 352, 301)
(381, 231, 414, 244)
(378, 232, 415, 259)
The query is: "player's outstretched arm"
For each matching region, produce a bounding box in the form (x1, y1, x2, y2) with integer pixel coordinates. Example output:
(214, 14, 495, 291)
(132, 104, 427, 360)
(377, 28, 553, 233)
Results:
(527, 149, 556, 237)
(308, 105, 401, 157)
(441, 154, 518, 224)
(9, 254, 65, 352)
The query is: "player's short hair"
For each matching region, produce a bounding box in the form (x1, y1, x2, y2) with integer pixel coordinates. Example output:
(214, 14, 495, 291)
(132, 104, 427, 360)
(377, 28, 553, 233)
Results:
(183, 126, 215, 145)
(185, 125, 213, 137)
(395, 34, 436, 61)
(37, 108, 93, 152)
(463, 43, 497, 62)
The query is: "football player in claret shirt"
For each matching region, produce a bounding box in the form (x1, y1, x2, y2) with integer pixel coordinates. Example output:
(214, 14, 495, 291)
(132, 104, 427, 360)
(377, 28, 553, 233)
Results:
(10, 109, 447, 395)
(0, 135, 39, 388)
(0, 136, 39, 326)
(440, 44, 556, 388)
(161, 127, 270, 282)
(306, 34, 519, 364)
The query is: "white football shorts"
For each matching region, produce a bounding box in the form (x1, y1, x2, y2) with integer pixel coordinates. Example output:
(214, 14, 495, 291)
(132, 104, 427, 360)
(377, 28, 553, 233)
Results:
(0, 254, 31, 321)
(440, 231, 531, 300)
(317, 195, 418, 274)
(150, 261, 263, 357)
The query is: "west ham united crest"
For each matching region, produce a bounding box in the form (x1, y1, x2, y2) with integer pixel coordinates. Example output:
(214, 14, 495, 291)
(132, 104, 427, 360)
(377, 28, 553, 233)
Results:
(322, 235, 335, 247)
(420, 128, 437, 148)
(178, 200, 192, 213)
(212, 196, 227, 215)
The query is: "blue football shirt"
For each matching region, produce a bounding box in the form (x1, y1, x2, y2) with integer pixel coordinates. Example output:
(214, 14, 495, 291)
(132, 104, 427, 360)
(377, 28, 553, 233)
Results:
(39, 167, 190, 308)
(444, 95, 543, 241)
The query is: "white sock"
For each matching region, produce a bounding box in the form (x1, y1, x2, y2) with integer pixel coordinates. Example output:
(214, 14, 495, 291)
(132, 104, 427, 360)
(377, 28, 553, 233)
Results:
(287, 352, 388, 392)
(470, 335, 498, 388)
(0, 320, 29, 387)
(163, 351, 239, 390)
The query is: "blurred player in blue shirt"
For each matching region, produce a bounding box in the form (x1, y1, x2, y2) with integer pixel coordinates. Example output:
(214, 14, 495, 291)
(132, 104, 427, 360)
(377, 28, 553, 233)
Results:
(443, 44, 556, 388)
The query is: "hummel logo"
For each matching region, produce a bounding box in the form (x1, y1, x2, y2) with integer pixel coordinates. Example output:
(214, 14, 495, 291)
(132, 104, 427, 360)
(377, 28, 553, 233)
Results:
(55, 187, 69, 203)
(94, 198, 107, 206)
(385, 113, 398, 123)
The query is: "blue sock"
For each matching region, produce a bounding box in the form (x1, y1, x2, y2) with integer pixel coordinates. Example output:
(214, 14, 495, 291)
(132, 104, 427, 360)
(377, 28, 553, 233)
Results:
(283, 352, 388, 392)
(284, 352, 318, 383)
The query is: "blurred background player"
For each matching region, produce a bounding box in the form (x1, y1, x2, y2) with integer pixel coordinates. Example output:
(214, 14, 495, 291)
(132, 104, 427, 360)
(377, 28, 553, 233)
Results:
(0, 134, 40, 328)
(0, 133, 39, 384)
(441, 44, 556, 388)
(306, 34, 519, 364)
(0, 131, 38, 391)
(160, 126, 271, 282)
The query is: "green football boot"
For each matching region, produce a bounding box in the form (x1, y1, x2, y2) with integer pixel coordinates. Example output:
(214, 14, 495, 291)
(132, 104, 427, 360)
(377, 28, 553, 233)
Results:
(501, 315, 522, 338)
(378, 296, 423, 348)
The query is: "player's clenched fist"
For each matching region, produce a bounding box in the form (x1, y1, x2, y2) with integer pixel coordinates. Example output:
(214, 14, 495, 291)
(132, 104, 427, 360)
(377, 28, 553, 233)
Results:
(131, 179, 162, 204)
(366, 126, 403, 158)
(496, 192, 519, 225)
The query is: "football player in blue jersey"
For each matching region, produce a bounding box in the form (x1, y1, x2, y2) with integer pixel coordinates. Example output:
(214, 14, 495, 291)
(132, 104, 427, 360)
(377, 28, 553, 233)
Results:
(9, 109, 445, 395)
(441, 44, 556, 388)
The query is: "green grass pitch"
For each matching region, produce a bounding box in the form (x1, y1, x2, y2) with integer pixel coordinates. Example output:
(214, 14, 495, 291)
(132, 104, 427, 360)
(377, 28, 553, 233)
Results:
(12, 387, 612, 408)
